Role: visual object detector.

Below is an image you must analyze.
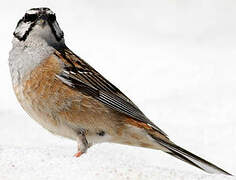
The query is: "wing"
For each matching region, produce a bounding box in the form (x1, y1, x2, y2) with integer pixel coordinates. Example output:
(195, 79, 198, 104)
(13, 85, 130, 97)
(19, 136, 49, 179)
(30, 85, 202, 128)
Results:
(54, 47, 167, 137)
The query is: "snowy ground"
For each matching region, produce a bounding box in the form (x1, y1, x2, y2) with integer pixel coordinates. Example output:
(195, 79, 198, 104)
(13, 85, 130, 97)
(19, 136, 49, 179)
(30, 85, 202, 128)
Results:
(0, 0, 236, 179)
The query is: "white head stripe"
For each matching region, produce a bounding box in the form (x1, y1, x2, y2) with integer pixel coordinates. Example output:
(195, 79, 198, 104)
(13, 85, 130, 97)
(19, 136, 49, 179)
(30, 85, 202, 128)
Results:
(26, 8, 55, 15)
(26, 10, 38, 15)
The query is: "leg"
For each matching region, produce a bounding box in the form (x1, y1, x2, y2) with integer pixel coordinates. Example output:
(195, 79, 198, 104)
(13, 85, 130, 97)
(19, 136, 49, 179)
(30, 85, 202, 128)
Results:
(74, 132, 89, 158)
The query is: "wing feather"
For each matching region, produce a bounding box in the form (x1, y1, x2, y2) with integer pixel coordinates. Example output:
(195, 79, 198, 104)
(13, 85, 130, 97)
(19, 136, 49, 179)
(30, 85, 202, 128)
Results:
(54, 48, 168, 137)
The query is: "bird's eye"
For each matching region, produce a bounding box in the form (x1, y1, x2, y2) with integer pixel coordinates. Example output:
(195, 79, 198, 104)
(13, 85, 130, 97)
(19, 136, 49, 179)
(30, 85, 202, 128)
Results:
(48, 14, 56, 22)
(24, 13, 38, 22)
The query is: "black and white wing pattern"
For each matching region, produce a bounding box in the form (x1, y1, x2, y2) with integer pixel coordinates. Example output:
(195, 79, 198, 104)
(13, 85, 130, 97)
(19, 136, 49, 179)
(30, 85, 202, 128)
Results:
(55, 47, 167, 137)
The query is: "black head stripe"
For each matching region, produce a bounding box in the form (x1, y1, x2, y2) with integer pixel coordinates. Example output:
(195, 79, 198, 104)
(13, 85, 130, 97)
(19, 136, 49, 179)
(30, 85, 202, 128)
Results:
(30, 7, 50, 11)
(48, 20, 64, 42)
(13, 19, 36, 41)
(24, 13, 38, 22)
(48, 14, 56, 23)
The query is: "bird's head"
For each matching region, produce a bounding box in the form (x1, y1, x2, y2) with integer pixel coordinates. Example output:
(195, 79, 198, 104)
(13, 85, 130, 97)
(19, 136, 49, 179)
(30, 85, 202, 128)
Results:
(13, 7, 64, 45)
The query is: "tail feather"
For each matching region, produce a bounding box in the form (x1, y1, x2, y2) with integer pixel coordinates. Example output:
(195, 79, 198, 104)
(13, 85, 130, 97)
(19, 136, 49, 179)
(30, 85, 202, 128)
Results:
(150, 134, 232, 175)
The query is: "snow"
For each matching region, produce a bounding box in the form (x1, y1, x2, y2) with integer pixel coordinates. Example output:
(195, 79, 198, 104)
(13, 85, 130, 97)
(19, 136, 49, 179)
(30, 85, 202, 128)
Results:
(0, 0, 235, 179)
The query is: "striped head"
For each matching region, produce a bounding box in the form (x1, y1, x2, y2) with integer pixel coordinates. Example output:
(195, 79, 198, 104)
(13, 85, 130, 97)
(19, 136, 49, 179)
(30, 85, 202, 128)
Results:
(13, 8, 64, 44)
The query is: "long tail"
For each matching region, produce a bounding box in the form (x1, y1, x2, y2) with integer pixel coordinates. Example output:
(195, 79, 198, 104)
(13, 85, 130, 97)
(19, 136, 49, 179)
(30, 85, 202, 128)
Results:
(149, 134, 232, 175)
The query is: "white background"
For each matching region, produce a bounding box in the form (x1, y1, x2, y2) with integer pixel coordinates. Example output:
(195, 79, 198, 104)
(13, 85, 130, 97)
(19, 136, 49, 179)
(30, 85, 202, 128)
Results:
(0, 0, 235, 179)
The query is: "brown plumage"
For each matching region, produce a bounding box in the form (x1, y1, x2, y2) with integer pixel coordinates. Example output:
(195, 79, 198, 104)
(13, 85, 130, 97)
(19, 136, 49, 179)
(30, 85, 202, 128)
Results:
(13, 48, 230, 175)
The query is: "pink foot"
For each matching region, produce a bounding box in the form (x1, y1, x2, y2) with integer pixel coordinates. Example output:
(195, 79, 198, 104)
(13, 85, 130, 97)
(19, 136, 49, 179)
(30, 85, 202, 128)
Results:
(74, 151, 83, 158)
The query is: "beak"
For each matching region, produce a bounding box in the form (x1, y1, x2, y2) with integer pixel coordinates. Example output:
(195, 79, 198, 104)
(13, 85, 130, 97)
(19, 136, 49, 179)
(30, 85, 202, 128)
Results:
(38, 14, 47, 27)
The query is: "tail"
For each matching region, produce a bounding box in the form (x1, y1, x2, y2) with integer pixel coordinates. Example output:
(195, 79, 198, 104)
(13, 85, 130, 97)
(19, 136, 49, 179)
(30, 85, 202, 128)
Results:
(149, 134, 232, 175)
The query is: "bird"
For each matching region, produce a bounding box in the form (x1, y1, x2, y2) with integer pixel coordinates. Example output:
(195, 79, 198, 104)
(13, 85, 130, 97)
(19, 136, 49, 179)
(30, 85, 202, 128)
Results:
(9, 7, 231, 175)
